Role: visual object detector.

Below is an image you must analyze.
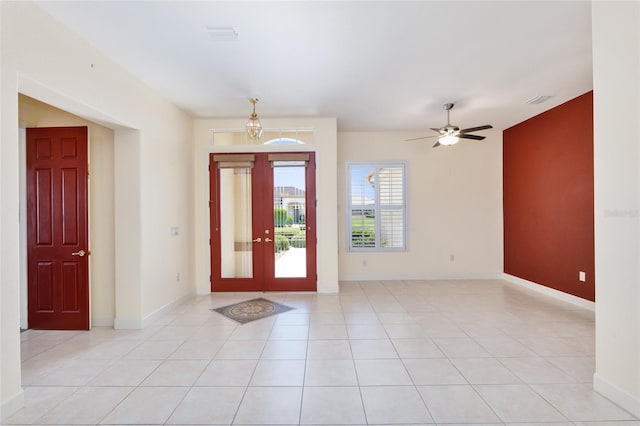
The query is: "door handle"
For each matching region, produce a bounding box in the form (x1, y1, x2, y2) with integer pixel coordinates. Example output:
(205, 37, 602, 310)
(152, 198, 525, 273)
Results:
(252, 237, 262, 243)
(264, 237, 273, 243)
(71, 249, 86, 257)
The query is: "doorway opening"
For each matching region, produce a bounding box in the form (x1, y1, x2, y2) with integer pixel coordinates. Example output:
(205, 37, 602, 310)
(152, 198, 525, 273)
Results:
(18, 93, 117, 331)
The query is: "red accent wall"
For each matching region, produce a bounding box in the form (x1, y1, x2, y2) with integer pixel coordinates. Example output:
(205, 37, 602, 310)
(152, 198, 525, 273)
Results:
(503, 91, 594, 301)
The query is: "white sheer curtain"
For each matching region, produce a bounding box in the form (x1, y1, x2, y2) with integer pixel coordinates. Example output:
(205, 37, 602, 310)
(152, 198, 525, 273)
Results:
(219, 167, 253, 279)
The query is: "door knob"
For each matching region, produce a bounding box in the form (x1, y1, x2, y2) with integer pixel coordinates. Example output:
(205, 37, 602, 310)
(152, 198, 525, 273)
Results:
(252, 237, 262, 243)
(264, 237, 273, 243)
(71, 249, 86, 257)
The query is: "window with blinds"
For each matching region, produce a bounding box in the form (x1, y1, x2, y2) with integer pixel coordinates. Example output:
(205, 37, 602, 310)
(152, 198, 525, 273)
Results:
(346, 162, 406, 251)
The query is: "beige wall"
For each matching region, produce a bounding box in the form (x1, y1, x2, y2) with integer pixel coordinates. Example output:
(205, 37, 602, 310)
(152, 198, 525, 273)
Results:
(18, 95, 116, 326)
(193, 118, 339, 294)
(1, 2, 194, 418)
(338, 131, 503, 280)
(194, 125, 503, 289)
(592, 0, 640, 417)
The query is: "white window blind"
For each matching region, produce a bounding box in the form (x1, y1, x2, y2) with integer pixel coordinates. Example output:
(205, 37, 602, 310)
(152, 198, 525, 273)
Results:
(347, 162, 406, 251)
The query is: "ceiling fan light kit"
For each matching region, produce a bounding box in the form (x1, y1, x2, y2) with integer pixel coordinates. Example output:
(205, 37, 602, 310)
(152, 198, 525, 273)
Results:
(405, 102, 493, 148)
(438, 134, 460, 146)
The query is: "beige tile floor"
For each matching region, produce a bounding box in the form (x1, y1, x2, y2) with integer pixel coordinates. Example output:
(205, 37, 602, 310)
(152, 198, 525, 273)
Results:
(6, 279, 640, 425)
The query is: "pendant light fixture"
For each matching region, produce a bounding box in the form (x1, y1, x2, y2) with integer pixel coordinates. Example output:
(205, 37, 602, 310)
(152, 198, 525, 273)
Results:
(246, 98, 263, 142)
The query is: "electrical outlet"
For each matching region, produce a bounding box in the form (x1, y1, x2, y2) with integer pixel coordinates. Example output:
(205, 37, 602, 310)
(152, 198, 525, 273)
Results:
(176, 272, 180, 282)
(449, 254, 455, 262)
(579, 271, 586, 282)
(362, 259, 367, 267)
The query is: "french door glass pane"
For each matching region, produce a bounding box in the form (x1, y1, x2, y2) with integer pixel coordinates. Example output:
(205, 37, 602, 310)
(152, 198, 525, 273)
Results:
(273, 163, 307, 278)
(220, 168, 253, 278)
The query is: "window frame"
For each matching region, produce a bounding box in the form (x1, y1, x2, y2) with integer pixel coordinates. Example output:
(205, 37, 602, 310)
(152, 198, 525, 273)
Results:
(346, 161, 407, 252)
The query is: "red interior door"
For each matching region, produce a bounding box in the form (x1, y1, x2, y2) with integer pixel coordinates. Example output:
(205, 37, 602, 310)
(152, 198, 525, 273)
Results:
(27, 127, 89, 330)
(209, 152, 316, 292)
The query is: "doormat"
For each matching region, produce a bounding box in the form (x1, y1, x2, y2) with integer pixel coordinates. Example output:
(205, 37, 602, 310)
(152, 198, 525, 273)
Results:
(212, 298, 295, 324)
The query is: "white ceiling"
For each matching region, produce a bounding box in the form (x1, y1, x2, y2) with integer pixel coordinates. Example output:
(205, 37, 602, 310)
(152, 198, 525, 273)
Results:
(35, 1, 593, 133)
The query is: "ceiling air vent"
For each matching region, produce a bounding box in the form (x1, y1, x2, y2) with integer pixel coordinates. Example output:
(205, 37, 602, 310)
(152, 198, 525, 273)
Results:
(207, 27, 238, 41)
(526, 95, 552, 105)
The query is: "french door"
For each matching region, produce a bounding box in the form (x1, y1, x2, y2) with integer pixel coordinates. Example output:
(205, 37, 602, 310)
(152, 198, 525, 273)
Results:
(209, 152, 316, 292)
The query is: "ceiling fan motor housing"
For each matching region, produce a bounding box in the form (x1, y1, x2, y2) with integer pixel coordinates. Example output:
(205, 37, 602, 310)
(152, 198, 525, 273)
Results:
(442, 124, 460, 134)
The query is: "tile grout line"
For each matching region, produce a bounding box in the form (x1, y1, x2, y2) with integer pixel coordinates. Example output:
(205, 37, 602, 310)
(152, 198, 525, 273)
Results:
(16, 281, 630, 426)
(345, 281, 369, 426)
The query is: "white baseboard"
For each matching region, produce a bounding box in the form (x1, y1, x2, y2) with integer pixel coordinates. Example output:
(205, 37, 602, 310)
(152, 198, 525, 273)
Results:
(113, 317, 143, 329)
(339, 272, 502, 282)
(199, 284, 339, 295)
(91, 316, 114, 327)
(1, 389, 24, 422)
(502, 273, 595, 311)
(114, 290, 197, 329)
(318, 284, 339, 294)
(141, 290, 197, 328)
(594, 373, 640, 418)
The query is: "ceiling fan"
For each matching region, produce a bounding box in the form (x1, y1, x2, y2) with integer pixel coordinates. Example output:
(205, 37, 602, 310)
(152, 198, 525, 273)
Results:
(405, 103, 493, 148)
